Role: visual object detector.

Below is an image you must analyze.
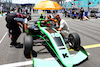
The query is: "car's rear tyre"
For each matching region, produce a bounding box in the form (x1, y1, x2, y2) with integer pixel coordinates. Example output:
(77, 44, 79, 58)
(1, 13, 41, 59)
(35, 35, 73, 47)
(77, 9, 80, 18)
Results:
(24, 36, 33, 58)
(68, 33, 81, 50)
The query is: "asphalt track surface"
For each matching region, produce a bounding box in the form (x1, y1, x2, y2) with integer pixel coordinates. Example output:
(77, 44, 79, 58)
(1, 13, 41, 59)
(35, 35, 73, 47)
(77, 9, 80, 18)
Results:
(0, 11, 100, 67)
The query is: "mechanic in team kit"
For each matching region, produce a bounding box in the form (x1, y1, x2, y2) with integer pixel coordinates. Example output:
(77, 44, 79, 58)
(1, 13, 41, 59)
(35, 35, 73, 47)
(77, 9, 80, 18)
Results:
(47, 14, 70, 38)
(5, 12, 29, 48)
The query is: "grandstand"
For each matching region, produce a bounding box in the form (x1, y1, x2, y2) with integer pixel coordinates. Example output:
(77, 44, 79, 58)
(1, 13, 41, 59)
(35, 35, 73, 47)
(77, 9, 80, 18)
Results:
(62, 0, 100, 12)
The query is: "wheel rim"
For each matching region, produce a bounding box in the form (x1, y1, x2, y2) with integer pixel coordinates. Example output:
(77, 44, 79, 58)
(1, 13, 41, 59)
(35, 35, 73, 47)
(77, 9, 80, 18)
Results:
(69, 35, 75, 47)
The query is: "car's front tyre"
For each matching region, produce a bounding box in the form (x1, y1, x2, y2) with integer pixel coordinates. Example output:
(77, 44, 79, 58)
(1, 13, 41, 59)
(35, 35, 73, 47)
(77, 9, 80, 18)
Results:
(68, 33, 81, 51)
(24, 36, 33, 58)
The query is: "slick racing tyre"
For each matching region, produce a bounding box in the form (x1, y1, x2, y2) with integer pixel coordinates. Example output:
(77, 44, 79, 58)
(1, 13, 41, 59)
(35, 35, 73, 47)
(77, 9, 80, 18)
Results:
(68, 33, 81, 50)
(24, 36, 33, 58)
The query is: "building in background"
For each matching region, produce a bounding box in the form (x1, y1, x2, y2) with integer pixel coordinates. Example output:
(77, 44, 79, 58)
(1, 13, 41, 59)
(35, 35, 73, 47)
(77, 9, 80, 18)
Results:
(62, 0, 100, 12)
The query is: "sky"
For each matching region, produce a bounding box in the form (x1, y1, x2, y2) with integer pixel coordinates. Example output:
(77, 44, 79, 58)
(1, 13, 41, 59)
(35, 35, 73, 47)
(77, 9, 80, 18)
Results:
(12, 0, 71, 4)
(66, 0, 71, 2)
(12, 0, 42, 4)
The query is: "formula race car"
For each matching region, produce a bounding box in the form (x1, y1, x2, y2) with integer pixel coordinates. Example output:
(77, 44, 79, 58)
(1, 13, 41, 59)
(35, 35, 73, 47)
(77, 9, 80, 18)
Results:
(24, 17, 88, 67)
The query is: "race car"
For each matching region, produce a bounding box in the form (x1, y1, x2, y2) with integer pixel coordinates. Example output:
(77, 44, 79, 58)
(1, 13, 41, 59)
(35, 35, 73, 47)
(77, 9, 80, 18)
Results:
(24, 17, 88, 67)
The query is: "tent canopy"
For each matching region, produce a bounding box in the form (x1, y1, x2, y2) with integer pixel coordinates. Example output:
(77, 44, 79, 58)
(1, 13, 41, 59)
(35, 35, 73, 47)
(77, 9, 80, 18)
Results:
(12, 0, 35, 4)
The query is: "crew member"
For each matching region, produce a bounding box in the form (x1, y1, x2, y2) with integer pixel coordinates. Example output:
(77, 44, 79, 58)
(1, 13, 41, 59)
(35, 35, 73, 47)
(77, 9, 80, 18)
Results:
(5, 13, 28, 47)
(47, 14, 69, 38)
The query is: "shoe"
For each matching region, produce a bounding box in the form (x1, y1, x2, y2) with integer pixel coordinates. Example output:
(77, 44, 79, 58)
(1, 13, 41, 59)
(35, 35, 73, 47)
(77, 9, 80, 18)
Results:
(15, 43, 23, 48)
(10, 42, 17, 47)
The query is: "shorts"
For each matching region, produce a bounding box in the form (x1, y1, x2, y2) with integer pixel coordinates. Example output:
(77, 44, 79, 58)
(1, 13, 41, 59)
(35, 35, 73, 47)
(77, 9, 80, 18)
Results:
(61, 30, 69, 38)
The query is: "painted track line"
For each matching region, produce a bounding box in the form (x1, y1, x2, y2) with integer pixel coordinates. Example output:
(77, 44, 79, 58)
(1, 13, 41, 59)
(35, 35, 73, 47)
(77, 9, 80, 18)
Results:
(0, 32, 8, 44)
(68, 44, 100, 51)
(0, 60, 33, 67)
(83, 44, 100, 49)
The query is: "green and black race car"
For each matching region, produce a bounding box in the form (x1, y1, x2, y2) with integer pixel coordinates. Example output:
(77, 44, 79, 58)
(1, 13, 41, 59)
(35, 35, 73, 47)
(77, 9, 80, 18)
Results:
(24, 17, 88, 67)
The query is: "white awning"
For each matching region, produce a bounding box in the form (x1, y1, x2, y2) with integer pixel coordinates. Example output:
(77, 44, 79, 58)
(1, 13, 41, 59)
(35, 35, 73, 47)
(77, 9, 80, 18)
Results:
(12, 0, 35, 4)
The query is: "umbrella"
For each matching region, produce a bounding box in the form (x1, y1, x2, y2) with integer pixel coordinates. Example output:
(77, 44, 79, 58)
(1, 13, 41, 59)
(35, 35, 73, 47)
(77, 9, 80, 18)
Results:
(33, 1, 62, 10)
